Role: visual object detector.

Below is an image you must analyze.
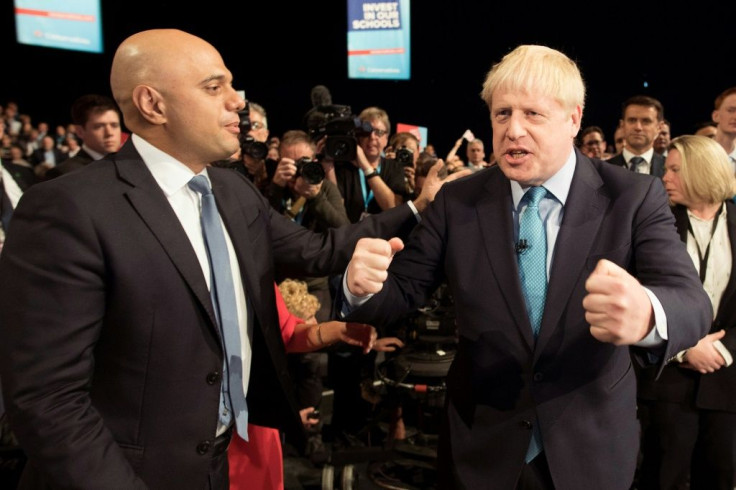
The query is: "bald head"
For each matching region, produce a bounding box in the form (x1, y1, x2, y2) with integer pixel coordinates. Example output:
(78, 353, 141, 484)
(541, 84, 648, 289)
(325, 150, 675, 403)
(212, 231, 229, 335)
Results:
(111, 30, 215, 123)
(109, 29, 245, 171)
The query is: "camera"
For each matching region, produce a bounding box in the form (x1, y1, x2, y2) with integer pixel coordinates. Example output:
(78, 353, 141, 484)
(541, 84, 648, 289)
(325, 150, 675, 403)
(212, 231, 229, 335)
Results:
(395, 146, 414, 167)
(238, 103, 269, 160)
(305, 104, 373, 162)
(295, 157, 325, 185)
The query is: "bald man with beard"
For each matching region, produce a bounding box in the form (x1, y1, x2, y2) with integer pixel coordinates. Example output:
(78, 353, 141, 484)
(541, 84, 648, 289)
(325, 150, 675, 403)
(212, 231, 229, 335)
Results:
(0, 29, 457, 489)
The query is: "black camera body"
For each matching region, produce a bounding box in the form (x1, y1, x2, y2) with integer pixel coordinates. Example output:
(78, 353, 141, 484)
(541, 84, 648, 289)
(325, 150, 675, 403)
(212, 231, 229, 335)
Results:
(306, 104, 372, 162)
(295, 157, 325, 185)
(395, 146, 414, 167)
(238, 103, 269, 160)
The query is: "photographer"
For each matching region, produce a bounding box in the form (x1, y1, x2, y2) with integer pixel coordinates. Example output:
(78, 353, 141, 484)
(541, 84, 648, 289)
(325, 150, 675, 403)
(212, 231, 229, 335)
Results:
(236, 101, 274, 194)
(333, 106, 406, 223)
(267, 130, 349, 233)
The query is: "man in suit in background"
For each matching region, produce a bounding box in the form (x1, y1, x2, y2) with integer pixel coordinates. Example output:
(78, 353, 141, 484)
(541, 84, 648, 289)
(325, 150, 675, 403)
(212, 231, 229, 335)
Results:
(0, 29, 459, 489)
(712, 86, 736, 173)
(29, 134, 67, 178)
(45, 93, 122, 180)
(340, 45, 711, 489)
(606, 95, 666, 178)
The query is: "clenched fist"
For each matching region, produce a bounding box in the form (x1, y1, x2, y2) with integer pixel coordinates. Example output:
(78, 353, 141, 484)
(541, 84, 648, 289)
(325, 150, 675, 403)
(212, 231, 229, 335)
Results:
(346, 237, 404, 297)
(583, 259, 654, 345)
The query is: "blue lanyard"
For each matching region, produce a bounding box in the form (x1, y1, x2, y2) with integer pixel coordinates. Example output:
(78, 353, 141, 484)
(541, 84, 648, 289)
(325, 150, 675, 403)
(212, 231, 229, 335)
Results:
(359, 164, 381, 211)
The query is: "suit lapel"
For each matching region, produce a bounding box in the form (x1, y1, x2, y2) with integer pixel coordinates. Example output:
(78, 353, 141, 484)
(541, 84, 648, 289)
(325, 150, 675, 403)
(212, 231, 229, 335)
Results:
(209, 169, 266, 336)
(536, 153, 609, 353)
(476, 171, 536, 349)
(113, 142, 219, 335)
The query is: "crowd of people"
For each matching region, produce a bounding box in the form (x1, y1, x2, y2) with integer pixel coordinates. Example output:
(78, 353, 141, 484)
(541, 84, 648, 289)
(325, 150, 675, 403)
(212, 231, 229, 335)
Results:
(0, 28, 735, 490)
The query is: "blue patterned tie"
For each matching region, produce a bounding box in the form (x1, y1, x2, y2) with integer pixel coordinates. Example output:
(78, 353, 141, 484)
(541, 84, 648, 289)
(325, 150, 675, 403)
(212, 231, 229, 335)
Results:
(518, 186, 548, 339)
(518, 185, 547, 463)
(188, 175, 248, 441)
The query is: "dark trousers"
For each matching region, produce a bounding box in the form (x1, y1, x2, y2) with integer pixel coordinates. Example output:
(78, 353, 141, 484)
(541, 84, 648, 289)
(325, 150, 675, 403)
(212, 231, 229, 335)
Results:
(638, 399, 736, 490)
(206, 426, 234, 490)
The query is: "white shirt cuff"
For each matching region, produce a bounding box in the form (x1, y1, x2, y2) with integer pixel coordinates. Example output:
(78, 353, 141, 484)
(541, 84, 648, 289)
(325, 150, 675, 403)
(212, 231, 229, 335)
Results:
(635, 287, 668, 348)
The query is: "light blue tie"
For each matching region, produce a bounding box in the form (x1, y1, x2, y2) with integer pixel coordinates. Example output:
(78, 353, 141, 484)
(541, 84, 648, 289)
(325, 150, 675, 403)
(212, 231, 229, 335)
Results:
(518, 185, 547, 463)
(188, 175, 248, 441)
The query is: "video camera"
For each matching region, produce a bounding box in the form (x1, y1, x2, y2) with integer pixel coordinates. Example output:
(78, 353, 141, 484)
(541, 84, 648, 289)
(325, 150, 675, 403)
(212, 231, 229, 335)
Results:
(238, 102, 269, 160)
(305, 104, 373, 162)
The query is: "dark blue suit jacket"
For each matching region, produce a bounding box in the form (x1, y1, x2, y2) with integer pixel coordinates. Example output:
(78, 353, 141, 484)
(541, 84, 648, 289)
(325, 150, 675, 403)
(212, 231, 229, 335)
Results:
(0, 139, 417, 489)
(346, 149, 710, 489)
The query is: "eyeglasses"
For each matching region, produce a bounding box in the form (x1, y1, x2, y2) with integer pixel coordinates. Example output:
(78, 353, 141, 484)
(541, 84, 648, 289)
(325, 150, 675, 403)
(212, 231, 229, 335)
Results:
(250, 121, 266, 130)
(364, 128, 388, 138)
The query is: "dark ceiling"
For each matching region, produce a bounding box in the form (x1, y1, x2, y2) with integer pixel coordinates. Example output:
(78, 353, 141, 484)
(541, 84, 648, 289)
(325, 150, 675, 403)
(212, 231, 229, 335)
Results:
(4, 2, 735, 155)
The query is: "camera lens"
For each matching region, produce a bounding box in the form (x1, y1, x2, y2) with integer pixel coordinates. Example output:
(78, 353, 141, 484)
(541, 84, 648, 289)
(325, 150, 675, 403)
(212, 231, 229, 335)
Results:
(241, 136, 268, 160)
(325, 136, 357, 162)
(395, 146, 414, 167)
(296, 157, 325, 185)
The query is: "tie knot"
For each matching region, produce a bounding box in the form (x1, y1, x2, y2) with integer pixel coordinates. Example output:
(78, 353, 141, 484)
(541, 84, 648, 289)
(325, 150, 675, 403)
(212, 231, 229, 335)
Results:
(629, 156, 644, 170)
(524, 186, 547, 207)
(188, 175, 212, 196)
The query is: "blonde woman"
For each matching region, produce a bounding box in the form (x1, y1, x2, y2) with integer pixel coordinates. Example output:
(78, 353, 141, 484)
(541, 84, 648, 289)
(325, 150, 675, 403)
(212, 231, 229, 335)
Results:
(637, 135, 736, 490)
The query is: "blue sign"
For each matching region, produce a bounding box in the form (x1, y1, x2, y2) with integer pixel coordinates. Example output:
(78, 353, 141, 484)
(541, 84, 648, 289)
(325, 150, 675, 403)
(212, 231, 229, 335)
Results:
(15, 0, 103, 54)
(347, 0, 411, 80)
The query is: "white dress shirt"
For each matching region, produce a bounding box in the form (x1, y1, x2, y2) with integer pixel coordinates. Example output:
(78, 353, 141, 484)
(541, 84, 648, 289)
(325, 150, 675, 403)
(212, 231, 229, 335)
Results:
(131, 134, 252, 435)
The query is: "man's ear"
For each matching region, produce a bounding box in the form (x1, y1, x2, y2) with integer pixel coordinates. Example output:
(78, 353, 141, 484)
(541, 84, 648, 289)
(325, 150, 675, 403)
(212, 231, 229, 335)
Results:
(132, 85, 166, 125)
(570, 104, 583, 136)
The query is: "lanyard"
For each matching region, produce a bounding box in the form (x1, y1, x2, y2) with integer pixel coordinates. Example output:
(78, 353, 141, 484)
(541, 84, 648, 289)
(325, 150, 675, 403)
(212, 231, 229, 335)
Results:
(687, 204, 723, 284)
(359, 164, 381, 211)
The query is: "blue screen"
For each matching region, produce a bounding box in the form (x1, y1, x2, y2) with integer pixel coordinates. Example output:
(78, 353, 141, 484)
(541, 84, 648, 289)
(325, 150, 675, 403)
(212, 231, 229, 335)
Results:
(347, 0, 411, 80)
(15, 0, 103, 54)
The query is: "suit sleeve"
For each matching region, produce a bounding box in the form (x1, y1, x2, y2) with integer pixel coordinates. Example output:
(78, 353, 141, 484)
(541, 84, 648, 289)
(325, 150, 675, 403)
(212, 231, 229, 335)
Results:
(0, 184, 147, 489)
(345, 184, 449, 327)
(266, 187, 418, 277)
(630, 177, 712, 373)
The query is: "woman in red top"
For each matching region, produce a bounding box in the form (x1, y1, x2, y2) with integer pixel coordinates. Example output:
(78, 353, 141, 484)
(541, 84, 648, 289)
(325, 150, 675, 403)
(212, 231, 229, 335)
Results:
(228, 282, 402, 489)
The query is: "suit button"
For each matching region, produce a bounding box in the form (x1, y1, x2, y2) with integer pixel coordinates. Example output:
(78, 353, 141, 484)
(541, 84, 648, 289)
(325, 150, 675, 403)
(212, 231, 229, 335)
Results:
(197, 441, 212, 455)
(520, 420, 533, 430)
(206, 371, 221, 385)
(533, 372, 544, 382)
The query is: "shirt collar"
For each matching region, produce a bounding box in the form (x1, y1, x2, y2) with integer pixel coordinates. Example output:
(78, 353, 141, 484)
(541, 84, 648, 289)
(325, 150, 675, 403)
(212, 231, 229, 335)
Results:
(131, 134, 205, 196)
(81, 144, 106, 161)
(511, 148, 576, 208)
(622, 147, 654, 164)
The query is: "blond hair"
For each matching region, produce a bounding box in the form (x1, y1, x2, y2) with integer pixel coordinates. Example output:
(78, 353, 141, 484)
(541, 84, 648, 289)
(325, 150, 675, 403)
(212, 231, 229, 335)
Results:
(668, 135, 736, 204)
(480, 45, 585, 114)
(277, 279, 320, 320)
(359, 106, 391, 135)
